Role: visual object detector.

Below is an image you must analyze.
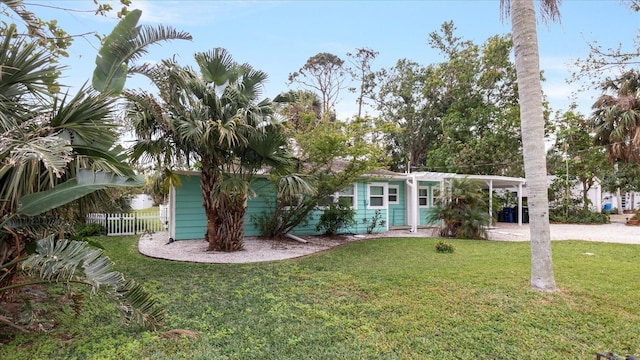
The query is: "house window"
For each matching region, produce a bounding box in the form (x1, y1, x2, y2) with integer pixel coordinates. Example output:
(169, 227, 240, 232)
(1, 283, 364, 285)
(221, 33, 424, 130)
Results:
(388, 185, 399, 205)
(316, 195, 334, 209)
(367, 183, 387, 209)
(418, 187, 429, 207)
(337, 184, 357, 209)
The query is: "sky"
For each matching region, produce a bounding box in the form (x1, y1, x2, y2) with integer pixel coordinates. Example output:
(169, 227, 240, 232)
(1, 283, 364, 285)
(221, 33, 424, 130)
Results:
(24, 0, 640, 120)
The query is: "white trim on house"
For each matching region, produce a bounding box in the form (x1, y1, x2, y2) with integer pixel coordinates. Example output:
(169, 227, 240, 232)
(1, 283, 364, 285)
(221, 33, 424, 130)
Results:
(169, 184, 176, 240)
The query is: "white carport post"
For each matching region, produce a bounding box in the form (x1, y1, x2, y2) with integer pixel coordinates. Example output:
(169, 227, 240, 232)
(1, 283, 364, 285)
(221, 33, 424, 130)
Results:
(488, 179, 493, 226)
(440, 179, 446, 228)
(412, 173, 418, 232)
(405, 173, 418, 233)
(517, 182, 523, 226)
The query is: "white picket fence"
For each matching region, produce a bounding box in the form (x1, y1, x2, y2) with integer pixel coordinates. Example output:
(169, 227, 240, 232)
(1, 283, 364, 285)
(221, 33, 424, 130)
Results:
(87, 205, 169, 236)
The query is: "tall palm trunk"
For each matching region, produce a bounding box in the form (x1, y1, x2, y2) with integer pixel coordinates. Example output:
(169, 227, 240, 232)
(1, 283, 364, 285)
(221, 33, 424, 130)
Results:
(200, 166, 220, 250)
(511, 0, 556, 291)
(212, 192, 246, 252)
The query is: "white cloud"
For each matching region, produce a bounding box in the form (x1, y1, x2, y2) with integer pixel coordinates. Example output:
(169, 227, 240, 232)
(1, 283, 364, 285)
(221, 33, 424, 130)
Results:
(539, 55, 573, 73)
(134, 1, 269, 26)
(542, 81, 573, 100)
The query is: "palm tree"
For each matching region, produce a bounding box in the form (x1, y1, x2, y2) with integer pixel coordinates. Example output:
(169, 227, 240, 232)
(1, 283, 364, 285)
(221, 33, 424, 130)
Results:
(427, 177, 491, 240)
(591, 70, 640, 163)
(501, 0, 559, 292)
(127, 49, 295, 251)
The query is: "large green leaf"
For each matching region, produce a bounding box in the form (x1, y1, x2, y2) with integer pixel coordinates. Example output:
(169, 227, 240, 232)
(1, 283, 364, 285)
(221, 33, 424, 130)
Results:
(17, 170, 143, 216)
(92, 9, 191, 95)
(92, 9, 142, 94)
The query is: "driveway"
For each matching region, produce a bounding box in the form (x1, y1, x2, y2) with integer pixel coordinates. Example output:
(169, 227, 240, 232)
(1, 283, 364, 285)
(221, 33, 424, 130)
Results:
(488, 215, 640, 244)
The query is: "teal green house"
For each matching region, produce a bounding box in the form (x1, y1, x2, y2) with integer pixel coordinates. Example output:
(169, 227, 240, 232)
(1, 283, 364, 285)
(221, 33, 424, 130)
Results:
(167, 171, 526, 241)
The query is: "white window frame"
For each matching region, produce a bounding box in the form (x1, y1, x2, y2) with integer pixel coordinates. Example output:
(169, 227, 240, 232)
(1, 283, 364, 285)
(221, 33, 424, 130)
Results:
(431, 186, 438, 208)
(367, 183, 387, 210)
(336, 183, 357, 209)
(418, 186, 430, 208)
(388, 185, 400, 205)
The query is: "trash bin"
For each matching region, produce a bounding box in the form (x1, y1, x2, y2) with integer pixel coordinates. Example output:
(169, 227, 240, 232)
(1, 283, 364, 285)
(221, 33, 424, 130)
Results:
(502, 207, 514, 223)
(522, 207, 529, 223)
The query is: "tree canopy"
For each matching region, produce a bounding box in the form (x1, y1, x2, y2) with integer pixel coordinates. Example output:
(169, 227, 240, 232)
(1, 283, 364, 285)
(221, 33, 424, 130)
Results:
(371, 22, 523, 176)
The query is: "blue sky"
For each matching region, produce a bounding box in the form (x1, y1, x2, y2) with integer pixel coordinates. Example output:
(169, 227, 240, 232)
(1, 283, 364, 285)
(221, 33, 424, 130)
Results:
(27, 0, 640, 119)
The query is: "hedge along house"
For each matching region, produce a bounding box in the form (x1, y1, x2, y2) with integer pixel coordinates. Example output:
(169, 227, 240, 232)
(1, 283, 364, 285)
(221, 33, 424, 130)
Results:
(166, 169, 527, 241)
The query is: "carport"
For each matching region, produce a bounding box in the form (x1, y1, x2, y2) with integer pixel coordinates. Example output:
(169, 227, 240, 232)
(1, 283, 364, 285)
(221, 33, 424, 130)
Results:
(405, 172, 526, 233)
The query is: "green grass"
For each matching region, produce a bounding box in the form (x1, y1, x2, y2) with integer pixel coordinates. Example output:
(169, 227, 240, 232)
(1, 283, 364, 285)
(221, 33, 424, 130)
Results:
(2, 236, 640, 359)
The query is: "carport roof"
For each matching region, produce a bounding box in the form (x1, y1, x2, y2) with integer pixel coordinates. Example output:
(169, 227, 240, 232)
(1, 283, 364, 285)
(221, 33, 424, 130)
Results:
(404, 171, 526, 189)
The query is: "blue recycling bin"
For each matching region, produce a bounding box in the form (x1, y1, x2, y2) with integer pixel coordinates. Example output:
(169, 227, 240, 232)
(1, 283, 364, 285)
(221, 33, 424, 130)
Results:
(502, 207, 514, 223)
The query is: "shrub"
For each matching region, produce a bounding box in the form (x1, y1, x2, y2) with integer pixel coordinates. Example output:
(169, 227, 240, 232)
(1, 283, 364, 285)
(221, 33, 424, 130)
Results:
(362, 210, 386, 234)
(251, 197, 313, 239)
(434, 241, 455, 253)
(549, 208, 610, 224)
(316, 200, 356, 236)
(71, 222, 107, 240)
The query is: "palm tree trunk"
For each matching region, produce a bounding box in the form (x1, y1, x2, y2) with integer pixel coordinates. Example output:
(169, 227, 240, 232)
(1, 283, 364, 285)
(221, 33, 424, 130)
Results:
(511, 0, 556, 292)
(200, 167, 219, 251)
(212, 192, 245, 252)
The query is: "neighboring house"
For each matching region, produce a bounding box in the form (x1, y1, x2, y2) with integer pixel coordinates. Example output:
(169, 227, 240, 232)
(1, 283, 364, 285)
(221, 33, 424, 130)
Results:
(602, 191, 640, 213)
(542, 175, 640, 213)
(545, 175, 603, 212)
(166, 171, 526, 241)
(130, 194, 155, 210)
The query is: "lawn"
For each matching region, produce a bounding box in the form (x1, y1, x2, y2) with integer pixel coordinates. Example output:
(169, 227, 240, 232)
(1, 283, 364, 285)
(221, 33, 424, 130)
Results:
(1, 236, 639, 359)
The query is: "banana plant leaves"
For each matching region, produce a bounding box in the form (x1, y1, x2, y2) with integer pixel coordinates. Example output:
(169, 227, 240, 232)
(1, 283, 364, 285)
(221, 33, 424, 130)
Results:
(17, 170, 143, 217)
(92, 9, 142, 94)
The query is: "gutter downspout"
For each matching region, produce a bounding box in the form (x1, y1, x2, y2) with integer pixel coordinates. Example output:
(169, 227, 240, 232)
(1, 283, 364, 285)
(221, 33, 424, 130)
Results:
(285, 233, 308, 243)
